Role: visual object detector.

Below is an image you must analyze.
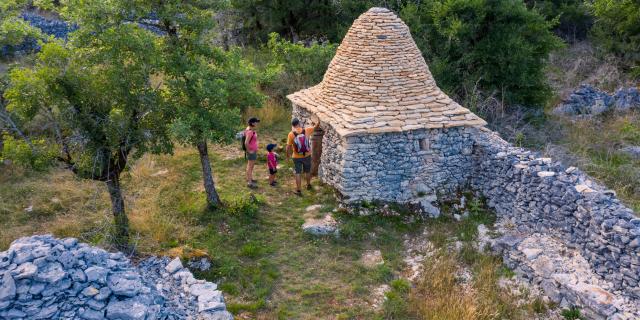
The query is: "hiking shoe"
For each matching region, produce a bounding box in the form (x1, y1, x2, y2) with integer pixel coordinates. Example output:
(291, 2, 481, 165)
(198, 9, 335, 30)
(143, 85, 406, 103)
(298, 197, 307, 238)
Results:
(294, 190, 302, 197)
(247, 183, 257, 189)
(306, 184, 312, 191)
(270, 182, 277, 187)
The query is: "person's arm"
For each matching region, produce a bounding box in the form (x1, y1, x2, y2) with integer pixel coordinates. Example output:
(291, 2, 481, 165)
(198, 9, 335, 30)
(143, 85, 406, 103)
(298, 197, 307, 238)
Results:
(286, 133, 293, 160)
(244, 130, 252, 150)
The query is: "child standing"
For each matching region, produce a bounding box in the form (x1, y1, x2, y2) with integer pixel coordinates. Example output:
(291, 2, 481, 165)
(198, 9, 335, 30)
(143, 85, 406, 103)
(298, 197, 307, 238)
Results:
(266, 144, 278, 187)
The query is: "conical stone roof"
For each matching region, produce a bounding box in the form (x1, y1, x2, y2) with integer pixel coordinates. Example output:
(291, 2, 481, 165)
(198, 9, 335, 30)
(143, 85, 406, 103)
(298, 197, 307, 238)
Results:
(287, 7, 486, 137)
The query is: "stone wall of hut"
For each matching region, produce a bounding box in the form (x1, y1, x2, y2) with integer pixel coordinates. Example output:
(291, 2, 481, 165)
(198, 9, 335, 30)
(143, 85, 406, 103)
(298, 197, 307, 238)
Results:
(293, 105, 475, 203)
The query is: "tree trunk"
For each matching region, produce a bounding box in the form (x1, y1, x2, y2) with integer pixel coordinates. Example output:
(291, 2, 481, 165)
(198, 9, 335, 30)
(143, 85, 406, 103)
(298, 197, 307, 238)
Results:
(105, 174, 129, 248)
(197, 140, 221, 208)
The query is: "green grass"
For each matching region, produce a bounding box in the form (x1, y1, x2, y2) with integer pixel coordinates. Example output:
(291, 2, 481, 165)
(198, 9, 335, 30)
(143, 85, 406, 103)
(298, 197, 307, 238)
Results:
(558, 113, 640, 211)
(0, 101, 560, 318)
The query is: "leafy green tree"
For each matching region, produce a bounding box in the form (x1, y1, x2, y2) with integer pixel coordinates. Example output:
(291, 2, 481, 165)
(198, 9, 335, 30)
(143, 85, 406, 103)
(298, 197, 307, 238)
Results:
(132, 0, 265, 208)
(5, 13, 171, 248)
(591, 0, 640, 75)
(400, 0, 563, 109)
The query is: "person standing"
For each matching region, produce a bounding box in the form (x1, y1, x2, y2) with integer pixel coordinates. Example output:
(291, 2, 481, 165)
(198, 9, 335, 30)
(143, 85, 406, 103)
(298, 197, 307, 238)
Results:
(287, 117, 319, 196)
(266, 143, 278, 187)
(244, 117, 260, 188)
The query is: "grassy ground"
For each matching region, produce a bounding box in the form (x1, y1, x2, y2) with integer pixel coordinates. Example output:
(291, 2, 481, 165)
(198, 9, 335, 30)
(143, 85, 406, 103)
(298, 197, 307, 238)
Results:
(0, 100, 556, 319)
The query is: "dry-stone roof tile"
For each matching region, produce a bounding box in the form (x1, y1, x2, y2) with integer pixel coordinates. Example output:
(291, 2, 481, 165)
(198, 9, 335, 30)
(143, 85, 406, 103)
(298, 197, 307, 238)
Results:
(287, 7, 486, 136)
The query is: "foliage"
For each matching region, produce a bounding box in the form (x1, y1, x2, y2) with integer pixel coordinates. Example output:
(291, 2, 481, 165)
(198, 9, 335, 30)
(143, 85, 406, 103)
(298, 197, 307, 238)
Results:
(259, 32, 336, 100)
(4, 1, 173, 246)
(525, 0, 593, 42)
(230, 0, 338, 43)
(0, 134, 55, 170)
(6, 35, 170, 179)
(590, 0, 640, 76)
(0, 0, 44, 48)
(561, 307, 583, 320)
(400, 0, 563, 109)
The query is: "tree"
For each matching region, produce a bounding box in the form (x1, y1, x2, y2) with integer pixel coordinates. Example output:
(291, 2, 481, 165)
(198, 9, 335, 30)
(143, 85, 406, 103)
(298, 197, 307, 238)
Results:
(5, 13, 171, 248)
(525, 0, 593, 42)
(0, 0, 44, 48)
(231, 0, 338, 43)
(400, 0, 563, 109)
(126, 1, 264, 209)
(591, 0, 640, 76)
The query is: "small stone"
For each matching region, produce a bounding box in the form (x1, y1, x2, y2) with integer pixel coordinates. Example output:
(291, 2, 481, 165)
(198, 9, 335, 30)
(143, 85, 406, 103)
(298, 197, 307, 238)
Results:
(85, 266, 109, 284)
(35, 261, 66, 283)
(522, 248, 543, 261)
(80, 308, 106, 320)
(302, 214, 338, 236)
(0, 272, 16, 302)
(198, 300, 226, 312)
(106, 299, 147, 320)
(107, 272, 143, 297)
(12, 262, 37, 279)
(164, 257, 182, 274)
(537, 171, 555, 178)
(190, 282, 218, 297)
(82, 286, 100, 297)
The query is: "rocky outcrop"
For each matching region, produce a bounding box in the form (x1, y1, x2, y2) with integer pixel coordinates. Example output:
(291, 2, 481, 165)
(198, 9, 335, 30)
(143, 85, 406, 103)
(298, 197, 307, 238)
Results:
(0, 235, 233, 319)
(554, 84, 640, 116)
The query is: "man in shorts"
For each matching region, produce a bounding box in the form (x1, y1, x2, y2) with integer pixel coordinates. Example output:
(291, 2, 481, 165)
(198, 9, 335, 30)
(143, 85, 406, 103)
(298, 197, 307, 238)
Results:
(287, 117, 319, 196)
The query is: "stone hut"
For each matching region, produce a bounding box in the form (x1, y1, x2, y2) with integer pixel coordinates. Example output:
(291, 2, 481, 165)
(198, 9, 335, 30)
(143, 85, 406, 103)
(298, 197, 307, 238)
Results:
(287, 7, 486, 205)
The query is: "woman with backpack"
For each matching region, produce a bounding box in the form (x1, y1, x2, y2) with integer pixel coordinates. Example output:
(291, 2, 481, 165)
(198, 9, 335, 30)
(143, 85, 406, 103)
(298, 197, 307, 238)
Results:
(244, 117, 260, 188)
(286, 117, 319, 196)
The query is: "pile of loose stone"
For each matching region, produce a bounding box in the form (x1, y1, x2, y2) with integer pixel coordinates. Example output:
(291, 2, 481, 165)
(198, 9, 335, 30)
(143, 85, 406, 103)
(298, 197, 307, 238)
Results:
(553, 84, 640, 116)
(0, 235, 233, 320)
(491, 230, 639, 319)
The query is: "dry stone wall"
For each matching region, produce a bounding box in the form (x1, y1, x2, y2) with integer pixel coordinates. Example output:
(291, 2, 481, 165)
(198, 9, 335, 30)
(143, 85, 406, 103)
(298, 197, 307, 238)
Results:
(470, 128, 640, 301)
(0, 235, 233, 320)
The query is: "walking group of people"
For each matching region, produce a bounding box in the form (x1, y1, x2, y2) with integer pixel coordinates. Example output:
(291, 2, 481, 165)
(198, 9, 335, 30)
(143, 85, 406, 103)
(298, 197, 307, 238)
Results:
(242, 116, 320, 196)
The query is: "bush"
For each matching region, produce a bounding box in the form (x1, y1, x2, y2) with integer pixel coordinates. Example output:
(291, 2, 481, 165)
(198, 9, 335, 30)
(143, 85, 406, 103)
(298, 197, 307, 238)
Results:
(525, 0, 593, 42)
(1, 134, 56, 170)
(259, 33, 336, 101)
(590, 0, 640, 76)
(400, 0, 563, 109)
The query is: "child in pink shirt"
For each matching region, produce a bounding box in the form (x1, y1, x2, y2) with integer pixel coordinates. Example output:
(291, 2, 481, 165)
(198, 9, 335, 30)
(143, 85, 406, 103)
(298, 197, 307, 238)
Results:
(266, 144, 278, 187)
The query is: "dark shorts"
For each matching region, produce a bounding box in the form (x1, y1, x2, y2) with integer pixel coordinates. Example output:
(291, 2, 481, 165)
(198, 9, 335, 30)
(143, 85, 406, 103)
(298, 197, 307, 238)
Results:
(269, 168, 277, 175)
(293, 157, 311, 174)
(247, 152, 257, 161)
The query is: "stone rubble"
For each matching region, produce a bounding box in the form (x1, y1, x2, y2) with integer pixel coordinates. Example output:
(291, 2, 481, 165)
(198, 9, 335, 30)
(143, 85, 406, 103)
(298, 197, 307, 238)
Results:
(301, 214, 339, 236)
(0, 235, 233, 320)
(553, 84, 640, 116)
(492, 231, 640, 319)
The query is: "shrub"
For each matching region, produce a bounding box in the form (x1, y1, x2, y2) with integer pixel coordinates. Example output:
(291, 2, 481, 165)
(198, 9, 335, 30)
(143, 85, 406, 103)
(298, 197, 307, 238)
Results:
(590, 0, 640, 76)
(400, 0, 563, 109)
(0, 134, 56, 170)
(525, 0, 593, 42)
(261, 33, 337, 101)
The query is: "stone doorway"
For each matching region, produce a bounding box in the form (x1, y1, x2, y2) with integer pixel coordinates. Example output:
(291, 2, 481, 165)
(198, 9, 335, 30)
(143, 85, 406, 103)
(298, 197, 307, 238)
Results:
(311, 127, 324, 176)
